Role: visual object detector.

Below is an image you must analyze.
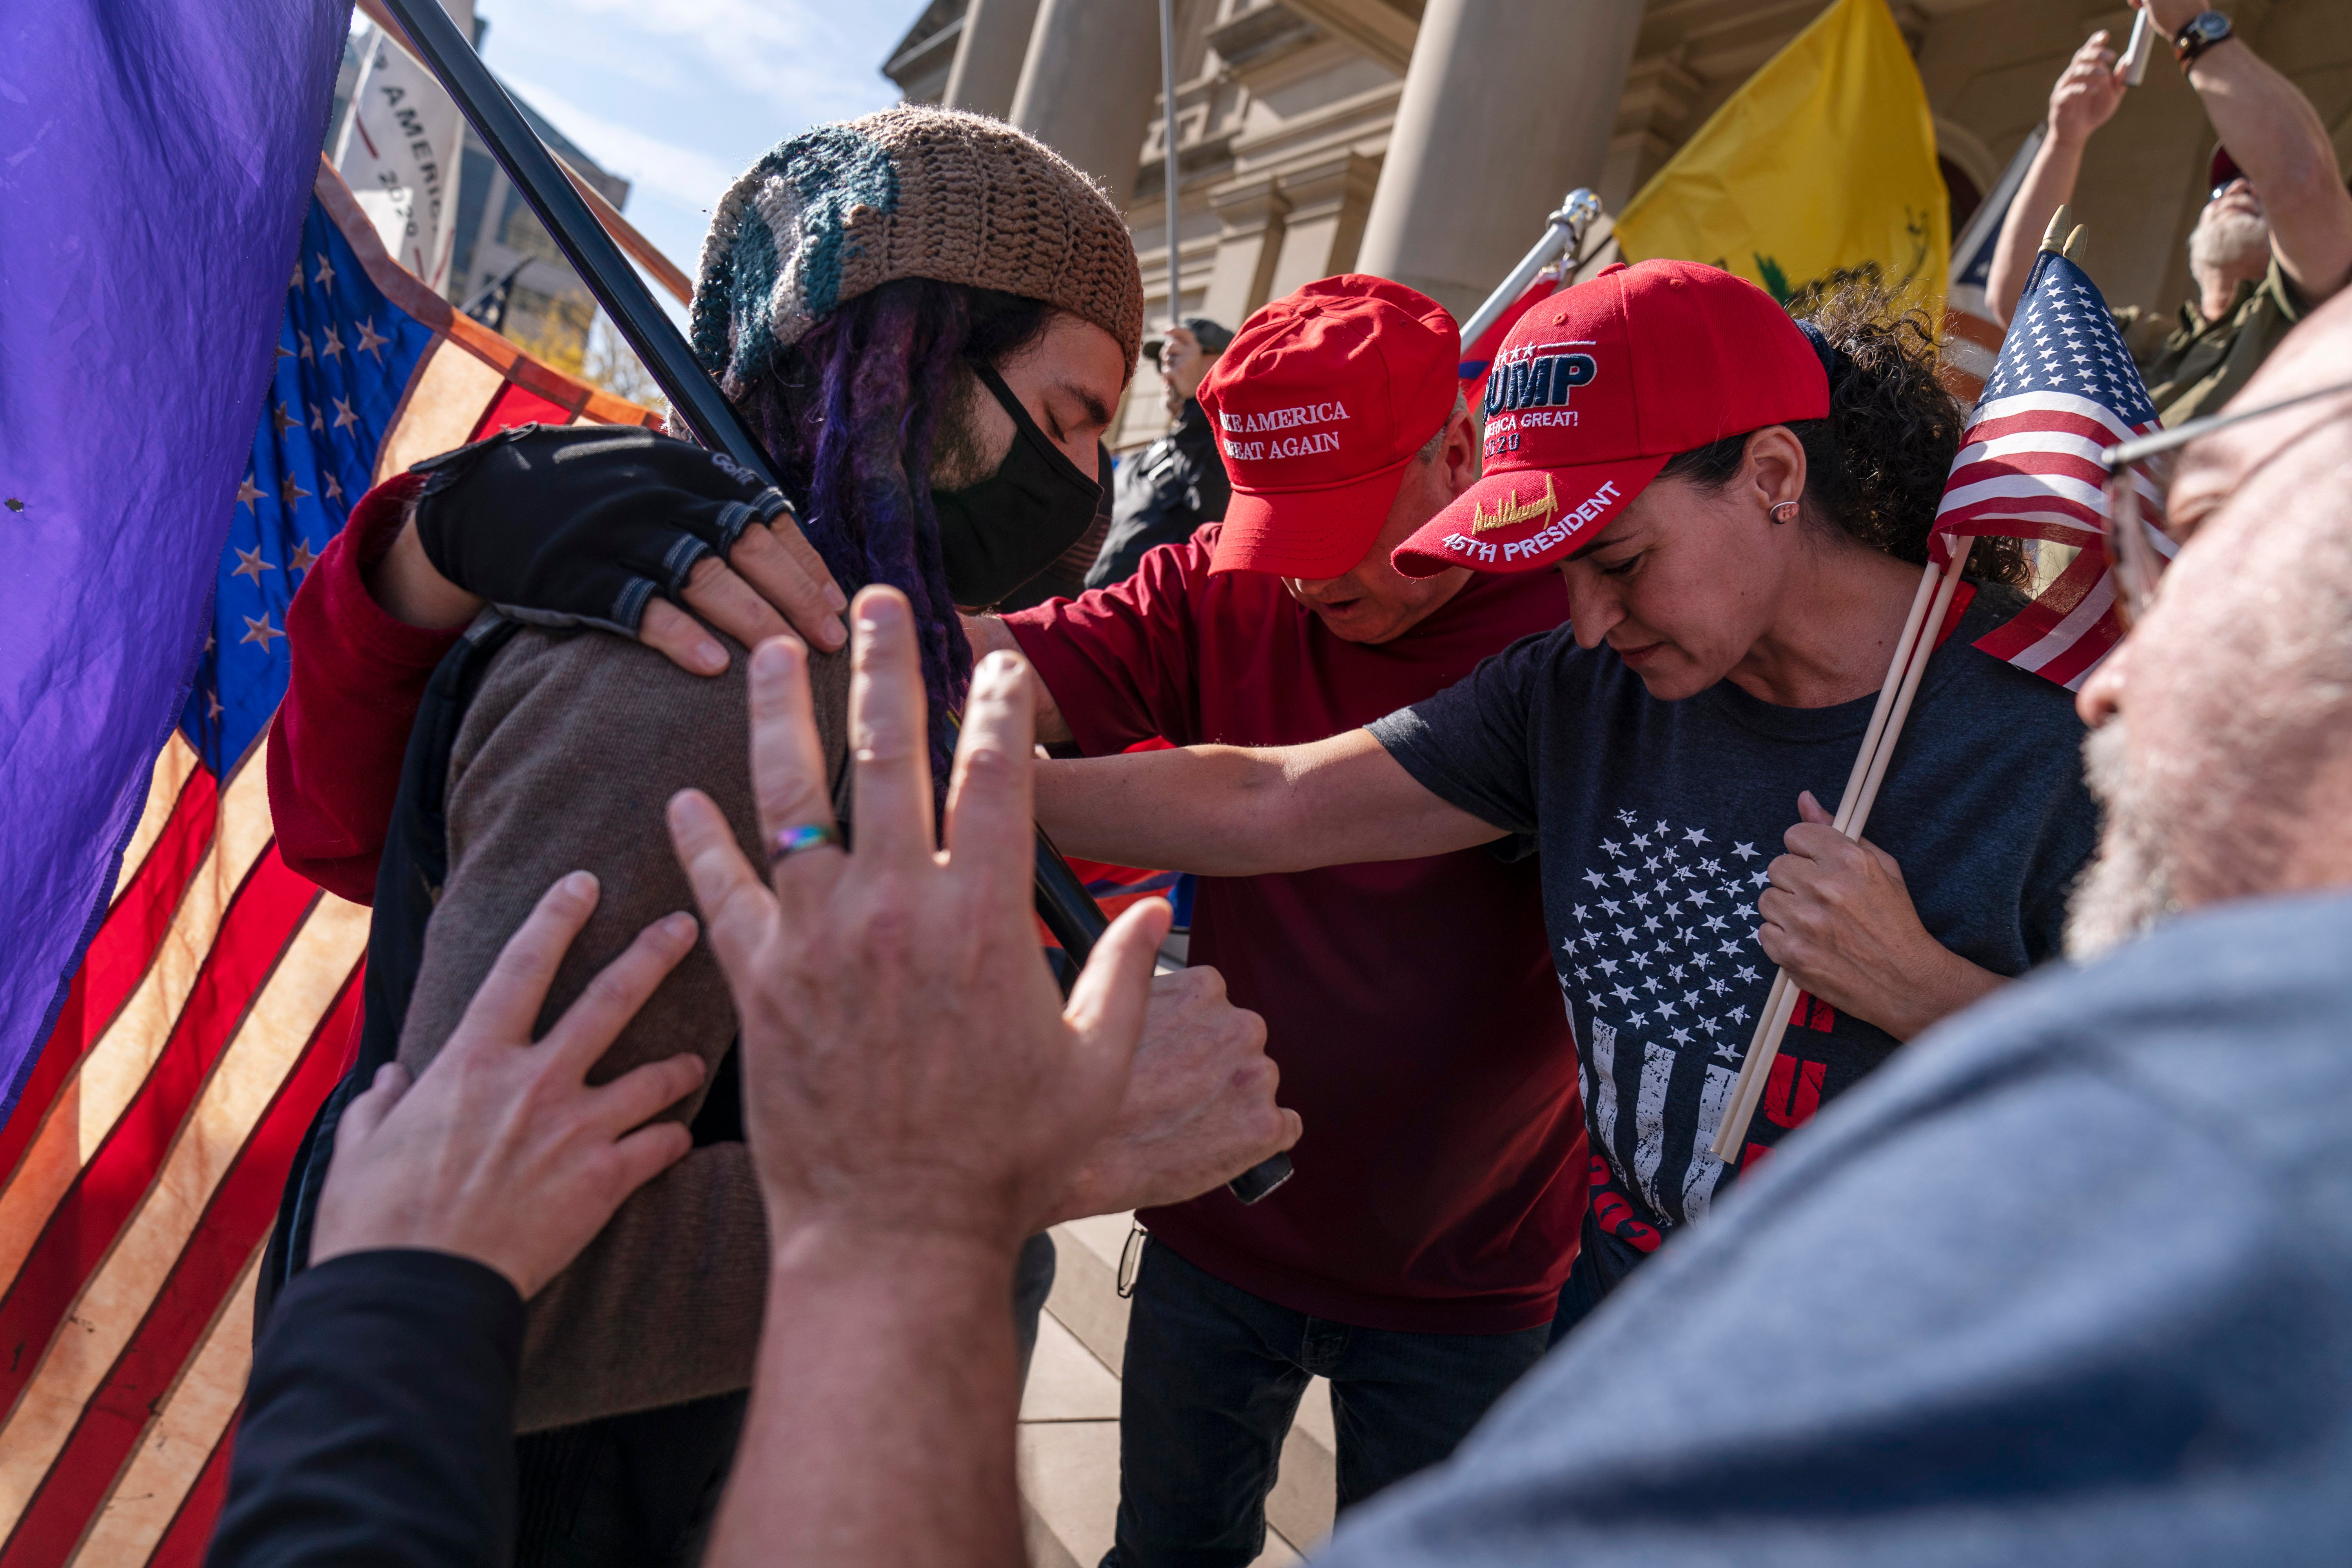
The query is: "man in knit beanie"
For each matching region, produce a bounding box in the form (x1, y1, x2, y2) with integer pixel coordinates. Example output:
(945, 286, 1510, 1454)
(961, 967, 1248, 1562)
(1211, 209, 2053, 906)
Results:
(263, 105, 1294, 1565)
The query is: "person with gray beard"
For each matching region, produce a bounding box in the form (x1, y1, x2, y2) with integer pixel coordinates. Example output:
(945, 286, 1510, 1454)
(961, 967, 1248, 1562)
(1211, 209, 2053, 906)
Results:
(1305, 270, 2352, 1568)
(1986, 2, 2352, 426)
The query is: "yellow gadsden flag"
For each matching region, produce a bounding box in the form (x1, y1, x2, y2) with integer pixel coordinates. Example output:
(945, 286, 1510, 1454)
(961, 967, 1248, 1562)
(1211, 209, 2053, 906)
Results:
(1614, 0, 1947, 310)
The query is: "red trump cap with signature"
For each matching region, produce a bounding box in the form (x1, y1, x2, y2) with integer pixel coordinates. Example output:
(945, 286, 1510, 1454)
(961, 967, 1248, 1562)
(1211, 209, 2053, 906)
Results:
(1199, 275, 1461, 578)
(1392, 260, 1828, 577)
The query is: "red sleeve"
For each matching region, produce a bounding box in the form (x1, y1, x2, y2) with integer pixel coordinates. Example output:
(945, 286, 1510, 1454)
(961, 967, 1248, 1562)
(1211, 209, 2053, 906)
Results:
(267, 473, 461, 905)
(1000, 530, 1212, 755)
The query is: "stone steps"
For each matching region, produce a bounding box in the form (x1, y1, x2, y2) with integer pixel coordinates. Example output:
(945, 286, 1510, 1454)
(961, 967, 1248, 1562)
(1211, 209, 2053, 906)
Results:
(1018, 1213, 1335, 1567)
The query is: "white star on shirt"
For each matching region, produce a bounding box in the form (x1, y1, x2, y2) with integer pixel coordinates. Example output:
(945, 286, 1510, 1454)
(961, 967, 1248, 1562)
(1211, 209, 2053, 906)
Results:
(1612, 984, 1636, 1005)
(1583, 870, 1606, 889)
(1733, 843, 1757, 860)
(1598, 898, 1621, 916)
(1682, 828, 1710, 846)
(1735, 965, 1759, 983)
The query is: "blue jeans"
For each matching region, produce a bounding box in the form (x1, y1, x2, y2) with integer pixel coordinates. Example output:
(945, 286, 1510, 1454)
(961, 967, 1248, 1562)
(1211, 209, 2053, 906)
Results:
(1548, 1210, 1644, 1349)
(1104, 1239, 1550, 1567)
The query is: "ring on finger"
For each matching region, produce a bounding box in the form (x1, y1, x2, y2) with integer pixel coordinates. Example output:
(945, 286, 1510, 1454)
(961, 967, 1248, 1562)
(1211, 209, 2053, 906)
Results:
(769, 823, 845, 867)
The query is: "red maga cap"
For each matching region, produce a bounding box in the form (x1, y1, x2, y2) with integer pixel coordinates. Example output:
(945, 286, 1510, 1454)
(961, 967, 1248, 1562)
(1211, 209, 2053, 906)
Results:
(1393, 260, 1828, 577)
(1199, 275, 1461, 577)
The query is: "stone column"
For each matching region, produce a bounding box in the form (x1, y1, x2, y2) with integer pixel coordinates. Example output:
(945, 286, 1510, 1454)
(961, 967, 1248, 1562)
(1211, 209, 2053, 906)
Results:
(942, 0, 1044, 119)
(1356, 0, 1642, 322)
(1008, 0, 1163, 212)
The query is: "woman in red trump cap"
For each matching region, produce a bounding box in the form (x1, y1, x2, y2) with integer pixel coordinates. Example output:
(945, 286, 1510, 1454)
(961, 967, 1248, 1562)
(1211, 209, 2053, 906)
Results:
(1034, 260, 2100, 1334)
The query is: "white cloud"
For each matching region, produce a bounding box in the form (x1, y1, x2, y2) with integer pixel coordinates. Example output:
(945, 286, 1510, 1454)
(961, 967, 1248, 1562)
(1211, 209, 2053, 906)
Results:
(485, 0, 905, 115)
(504, 75, 740, 209)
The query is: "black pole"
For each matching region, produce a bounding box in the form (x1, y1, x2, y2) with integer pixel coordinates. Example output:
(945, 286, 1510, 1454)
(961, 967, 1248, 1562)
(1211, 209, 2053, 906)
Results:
(375, 0, 1290, 1205)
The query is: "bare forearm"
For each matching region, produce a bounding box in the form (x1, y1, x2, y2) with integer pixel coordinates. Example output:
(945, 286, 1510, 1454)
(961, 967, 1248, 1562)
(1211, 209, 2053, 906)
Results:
(2188, 40, 2352, 301)
(963, 613, 1072, 744)
(707, 1227, 1024, 1568)
(1034, 730, 1498, 878)
(1988, 132, 2087, 324)
(366, 510, 485, 630)
(1037, 744, 1300, 874)
(1881, 950, 2005, 1042)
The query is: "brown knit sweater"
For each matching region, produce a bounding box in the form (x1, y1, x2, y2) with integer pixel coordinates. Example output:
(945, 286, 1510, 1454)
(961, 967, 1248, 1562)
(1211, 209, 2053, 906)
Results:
(394, 628, 848, 1434)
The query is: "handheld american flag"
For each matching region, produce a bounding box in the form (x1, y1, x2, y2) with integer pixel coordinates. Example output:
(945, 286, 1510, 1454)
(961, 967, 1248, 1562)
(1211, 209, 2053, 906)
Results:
(0, 157, 654, 1566)
(1931, 246, 2173, 691)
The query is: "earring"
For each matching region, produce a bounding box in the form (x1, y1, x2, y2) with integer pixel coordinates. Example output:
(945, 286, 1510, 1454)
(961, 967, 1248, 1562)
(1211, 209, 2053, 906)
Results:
(1770, 501, 1799, 524)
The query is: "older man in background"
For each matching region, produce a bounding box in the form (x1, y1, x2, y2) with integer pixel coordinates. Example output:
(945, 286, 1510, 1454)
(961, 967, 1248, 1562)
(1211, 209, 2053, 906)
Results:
(1987, 1, 2352, 423)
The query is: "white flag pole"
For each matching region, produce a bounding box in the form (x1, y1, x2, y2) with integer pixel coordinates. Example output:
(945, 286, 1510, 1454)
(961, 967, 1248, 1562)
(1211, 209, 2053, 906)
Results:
(1710, 210, 2081, 1162)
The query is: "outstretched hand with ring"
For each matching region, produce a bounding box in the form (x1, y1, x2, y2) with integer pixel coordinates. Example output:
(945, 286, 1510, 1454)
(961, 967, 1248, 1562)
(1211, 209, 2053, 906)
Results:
(665, 588, 1166, 1250)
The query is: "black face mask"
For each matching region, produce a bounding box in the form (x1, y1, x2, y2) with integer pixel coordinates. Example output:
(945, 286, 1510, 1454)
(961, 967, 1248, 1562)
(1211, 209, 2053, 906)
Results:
(931, 361, 1102, 607)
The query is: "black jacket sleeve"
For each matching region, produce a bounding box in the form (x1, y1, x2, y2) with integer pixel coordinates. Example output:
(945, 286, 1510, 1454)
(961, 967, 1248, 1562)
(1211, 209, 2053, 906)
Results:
(1085, 401, 1230, 592)
(209, 1250, 524, 1568)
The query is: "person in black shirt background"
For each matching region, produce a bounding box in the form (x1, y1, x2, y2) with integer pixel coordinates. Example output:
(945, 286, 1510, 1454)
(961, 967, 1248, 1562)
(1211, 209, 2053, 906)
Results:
(1085, 317, 1234, 591)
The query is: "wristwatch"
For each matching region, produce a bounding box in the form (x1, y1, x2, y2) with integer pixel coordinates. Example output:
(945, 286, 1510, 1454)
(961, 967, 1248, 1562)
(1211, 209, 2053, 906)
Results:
(2174, 10, 2233, 68)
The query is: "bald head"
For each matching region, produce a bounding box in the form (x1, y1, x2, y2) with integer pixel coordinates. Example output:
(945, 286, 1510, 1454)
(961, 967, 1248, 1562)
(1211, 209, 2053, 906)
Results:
(2068, 292, 2352, 955)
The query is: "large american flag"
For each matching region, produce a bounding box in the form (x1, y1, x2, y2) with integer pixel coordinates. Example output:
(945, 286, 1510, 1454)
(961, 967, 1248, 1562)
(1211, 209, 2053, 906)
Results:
(0, 156, 655, 1566)
(1931, 246, 2171, 690)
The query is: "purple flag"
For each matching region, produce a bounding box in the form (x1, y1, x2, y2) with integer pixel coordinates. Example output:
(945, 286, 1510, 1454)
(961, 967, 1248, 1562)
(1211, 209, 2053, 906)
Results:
(0, 1, 351, 1104)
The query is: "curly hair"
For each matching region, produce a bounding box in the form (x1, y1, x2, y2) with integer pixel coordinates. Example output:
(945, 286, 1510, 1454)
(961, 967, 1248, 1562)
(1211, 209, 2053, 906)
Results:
(1658, 270, 2029, 586)
(727, 278, 1054, 788)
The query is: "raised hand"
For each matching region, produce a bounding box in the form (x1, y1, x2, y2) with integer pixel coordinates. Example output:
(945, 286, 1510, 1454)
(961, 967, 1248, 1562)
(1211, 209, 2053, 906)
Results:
(2049, 29, 2129, 147)
(666, 588, 1166, 1249)
(311, 873, 708, 1297)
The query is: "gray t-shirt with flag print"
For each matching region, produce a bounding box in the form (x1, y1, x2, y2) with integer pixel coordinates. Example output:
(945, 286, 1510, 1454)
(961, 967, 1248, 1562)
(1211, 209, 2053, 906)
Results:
(1368, 582, 2097, 1256)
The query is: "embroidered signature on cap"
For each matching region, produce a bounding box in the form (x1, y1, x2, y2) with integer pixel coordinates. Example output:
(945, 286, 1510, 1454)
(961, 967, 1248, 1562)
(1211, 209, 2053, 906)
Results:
(1468, 475, 1558, 534)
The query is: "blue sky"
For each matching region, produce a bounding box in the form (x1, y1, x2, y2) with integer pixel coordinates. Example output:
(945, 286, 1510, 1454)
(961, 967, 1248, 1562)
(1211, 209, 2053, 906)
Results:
(464, 0, 918, 292)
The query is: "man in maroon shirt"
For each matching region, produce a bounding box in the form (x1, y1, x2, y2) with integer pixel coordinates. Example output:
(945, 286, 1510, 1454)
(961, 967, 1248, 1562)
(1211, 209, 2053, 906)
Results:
(964, 276, 1584, 1564)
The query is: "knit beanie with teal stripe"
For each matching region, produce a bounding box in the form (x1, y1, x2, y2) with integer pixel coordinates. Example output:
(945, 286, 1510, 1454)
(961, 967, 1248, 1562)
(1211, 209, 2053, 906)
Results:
(690, 105, 1145, 390)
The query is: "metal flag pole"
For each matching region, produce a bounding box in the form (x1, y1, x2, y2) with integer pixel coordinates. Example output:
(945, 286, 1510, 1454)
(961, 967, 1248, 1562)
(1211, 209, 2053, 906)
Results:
(1459, 189, 1604, 350)
(1158, 0, 1182, 326)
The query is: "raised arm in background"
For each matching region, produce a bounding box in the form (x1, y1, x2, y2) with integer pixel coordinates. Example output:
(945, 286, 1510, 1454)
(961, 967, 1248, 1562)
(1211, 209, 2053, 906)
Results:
(1987, 3, 2352, 325)
(2140, 0, 2352, 305)
(1031, 727, 1504, 877)
(1985, 29, 2127, 325)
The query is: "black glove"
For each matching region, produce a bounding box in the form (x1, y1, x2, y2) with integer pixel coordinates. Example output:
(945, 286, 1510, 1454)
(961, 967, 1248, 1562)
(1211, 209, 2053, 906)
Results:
(409, 423, 794, 635)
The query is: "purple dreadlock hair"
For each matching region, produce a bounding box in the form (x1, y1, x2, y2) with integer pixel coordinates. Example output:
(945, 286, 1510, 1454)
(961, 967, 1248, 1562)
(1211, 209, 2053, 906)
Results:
(728, 278, 1054, 791)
